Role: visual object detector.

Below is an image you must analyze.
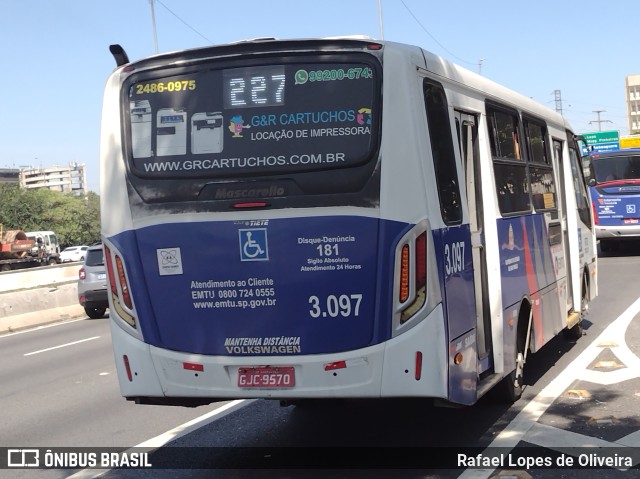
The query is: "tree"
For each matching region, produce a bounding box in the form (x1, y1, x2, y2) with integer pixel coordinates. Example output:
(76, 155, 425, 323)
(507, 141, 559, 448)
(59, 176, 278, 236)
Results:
(0, 185, 101, 246)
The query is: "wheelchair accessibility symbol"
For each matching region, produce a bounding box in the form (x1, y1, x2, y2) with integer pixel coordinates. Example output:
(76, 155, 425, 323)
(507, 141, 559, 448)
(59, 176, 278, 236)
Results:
(239, 228, 269, 261)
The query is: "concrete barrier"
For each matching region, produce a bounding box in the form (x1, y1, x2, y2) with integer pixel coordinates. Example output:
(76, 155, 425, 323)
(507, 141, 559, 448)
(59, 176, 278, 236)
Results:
(0, 264, 86, 333)
(0, 263, 81, 293)
(0, 282, 79, 318)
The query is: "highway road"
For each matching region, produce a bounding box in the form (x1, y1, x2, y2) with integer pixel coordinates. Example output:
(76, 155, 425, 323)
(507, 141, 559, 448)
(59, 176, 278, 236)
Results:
(2, 242, 640, 478)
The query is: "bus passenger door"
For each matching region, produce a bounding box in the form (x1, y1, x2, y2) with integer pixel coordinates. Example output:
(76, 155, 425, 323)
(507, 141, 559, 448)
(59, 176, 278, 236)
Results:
(455, 111, 491, 361)
(552, 139, 574, 313)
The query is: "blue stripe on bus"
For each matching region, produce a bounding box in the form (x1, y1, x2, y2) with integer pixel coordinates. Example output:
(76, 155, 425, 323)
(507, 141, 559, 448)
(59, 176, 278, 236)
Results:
(590, 186, 640, 226)
(107, 216, 410, 355)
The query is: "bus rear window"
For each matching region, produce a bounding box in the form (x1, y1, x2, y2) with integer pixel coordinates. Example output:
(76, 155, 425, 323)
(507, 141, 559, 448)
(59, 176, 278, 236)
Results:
(593, 153, 640, 183)
(124, 58, 379, 179)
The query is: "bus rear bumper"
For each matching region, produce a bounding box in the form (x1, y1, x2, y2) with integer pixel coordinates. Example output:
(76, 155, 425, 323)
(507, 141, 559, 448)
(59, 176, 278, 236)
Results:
(110, 304, 449, 402)
(596, 225, 640, 239)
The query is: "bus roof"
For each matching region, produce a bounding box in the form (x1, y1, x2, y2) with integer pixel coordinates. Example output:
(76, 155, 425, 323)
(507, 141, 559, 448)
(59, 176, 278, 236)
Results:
(591, 149, 640, 159)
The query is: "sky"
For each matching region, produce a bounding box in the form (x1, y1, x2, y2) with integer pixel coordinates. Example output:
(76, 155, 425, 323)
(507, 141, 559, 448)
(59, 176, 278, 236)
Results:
(1, 0, 636, 193)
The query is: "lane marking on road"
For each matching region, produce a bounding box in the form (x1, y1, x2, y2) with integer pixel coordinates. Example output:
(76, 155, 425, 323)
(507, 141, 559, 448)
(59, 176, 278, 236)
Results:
(134, 398, 254, 448)
(66, 399, 253, 479)
(0, 318, 85, 338)
(458, 294, 640, 479)
(24, 336, 101, 356)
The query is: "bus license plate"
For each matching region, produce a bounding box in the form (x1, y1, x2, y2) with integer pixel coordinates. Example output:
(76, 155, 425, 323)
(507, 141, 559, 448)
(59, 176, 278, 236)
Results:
(237, 366, 295, 388)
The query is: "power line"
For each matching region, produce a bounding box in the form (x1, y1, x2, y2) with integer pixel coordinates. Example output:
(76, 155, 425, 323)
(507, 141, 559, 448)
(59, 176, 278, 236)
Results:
(154, 0, 214, 45)
(398, 0, 475, 66)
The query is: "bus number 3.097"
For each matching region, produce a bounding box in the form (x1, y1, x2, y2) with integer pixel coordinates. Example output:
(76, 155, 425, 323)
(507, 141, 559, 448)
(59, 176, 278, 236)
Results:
(444, 241, 465, 276)
(309, 294, 363, 318)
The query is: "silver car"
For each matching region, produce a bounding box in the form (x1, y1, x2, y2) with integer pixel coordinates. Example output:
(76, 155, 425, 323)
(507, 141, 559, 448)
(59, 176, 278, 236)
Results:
(77, 244, 109, 319)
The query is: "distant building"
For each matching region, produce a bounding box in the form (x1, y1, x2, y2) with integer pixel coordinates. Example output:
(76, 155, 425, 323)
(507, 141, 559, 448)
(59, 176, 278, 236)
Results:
(19, 163, 87, 195)
(625, 74, 640, 135)
(0, 168, 20, 185)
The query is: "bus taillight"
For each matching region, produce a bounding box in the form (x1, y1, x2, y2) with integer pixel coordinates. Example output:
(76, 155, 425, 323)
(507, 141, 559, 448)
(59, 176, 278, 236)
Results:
(105, 245, 117, 296)
(592, 200, 598, 225)
(399, 232, 427, 324)
(104, 244, 137, 329)
(115, 255, 132, 309)
(399, 244, 410, 303)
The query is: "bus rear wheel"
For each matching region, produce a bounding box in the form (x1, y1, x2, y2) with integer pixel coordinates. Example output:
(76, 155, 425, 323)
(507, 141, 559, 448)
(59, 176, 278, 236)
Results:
(500, 350, 525, 403)
(564, 274, 588, 341)
(599, 239, 619, 254)
(498, 305, 530, 403)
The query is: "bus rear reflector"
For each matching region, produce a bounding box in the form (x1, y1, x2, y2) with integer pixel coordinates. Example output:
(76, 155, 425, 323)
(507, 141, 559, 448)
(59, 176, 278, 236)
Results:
(183, 362, 204, 372)
(324, 360, 347, 371)
(123, 355, 133, 382)
(415, 233, 427, 288)
(415, 351, 423, 380)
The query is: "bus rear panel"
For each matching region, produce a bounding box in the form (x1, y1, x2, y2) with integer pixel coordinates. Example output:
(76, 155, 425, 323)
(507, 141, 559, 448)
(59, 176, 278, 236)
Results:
(102, 39, 454, 405)
(588, 149, 640, 251)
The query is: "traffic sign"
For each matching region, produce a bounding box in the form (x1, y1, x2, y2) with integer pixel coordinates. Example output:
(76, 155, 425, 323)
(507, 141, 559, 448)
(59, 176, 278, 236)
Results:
(582, 130, 620, 145)
(580, 130, 620, 155)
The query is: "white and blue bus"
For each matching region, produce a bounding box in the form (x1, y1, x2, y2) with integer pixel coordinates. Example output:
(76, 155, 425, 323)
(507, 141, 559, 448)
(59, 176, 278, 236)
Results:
(584, 149, 640, 252)
(100, 38, 597, 407)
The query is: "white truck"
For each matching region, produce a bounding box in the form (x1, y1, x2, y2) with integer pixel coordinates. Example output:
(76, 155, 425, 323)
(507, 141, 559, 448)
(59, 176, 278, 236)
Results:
(25, 231, 61, 266)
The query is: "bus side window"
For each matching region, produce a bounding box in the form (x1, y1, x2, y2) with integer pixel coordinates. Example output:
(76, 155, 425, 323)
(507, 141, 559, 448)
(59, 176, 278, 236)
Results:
(569, 146, 593, 229)
(423, 81, 462, 225)
(581, 155, 593, 184)
(524, 118, 556, 213)
(487, 106, 531, 215)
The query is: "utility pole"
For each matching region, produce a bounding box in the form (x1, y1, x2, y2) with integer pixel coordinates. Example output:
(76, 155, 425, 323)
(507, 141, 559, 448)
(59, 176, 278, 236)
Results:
(554, 90, 563, 115)
(378, 0, 384, 40)
(590, 110, 613, 132)
(149, 0, 159, 53)
(478, 59, 485, 75)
